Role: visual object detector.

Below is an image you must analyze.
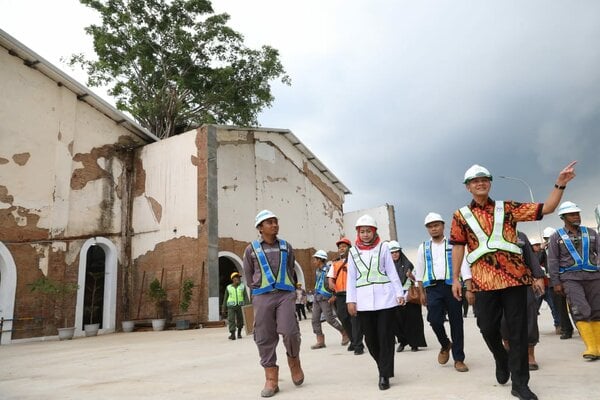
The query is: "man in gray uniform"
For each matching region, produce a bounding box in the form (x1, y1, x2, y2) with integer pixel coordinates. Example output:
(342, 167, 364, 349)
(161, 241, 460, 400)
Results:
(243, 210, 304, 397)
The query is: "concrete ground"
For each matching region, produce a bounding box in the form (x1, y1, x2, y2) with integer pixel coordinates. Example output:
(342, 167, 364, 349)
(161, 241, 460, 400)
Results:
(1, 306, 599, 400)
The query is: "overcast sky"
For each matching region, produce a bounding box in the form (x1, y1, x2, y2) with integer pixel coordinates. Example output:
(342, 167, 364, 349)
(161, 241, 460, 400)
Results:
(2, 0, 599, 258)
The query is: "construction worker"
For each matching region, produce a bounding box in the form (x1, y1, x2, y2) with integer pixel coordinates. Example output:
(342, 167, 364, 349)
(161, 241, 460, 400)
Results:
(222, 271, 249, 340)
(500, 232, 545, 371)
(450, 161, 576, 400)
(310, 250, 348, 349)
(547, 201, 600, 361)
(544, 226, 574, 338)
(347, 215, 406, 391)
(415, 212, 470, 372)
(327, 237, 365, 355)
(242, 210, 304, 397)
(295, 283, 307, 320)
(389, 240, 426, 353)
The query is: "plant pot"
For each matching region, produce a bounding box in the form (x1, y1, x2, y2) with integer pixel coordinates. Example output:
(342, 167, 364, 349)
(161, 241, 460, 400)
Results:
(151, 319, 166, 331)
(121, 320, 135, 333)
(57, 327, 75, 341)
(84, 323, 100, 337)
(175, 320, 190, 330)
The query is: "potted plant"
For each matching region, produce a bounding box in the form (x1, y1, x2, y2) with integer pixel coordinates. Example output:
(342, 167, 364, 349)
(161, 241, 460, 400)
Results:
(29, 276, 79, 340)
(83, 271, 104, 337)
(148, 278, 168, 331)
(176, 278, 194, 330)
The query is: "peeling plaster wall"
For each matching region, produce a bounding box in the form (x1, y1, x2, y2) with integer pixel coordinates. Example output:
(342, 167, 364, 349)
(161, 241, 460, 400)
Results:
(216, 127, 346, 286)
(0, 45, 146, 339)
(131, 131, 205, 321)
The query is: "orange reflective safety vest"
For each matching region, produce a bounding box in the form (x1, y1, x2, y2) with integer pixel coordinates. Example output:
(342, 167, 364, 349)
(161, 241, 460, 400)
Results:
(331, 258, 349, 293)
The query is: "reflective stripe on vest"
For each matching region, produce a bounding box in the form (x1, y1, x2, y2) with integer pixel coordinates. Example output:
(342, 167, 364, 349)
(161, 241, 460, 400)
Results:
(422, 239, 453, 287)
(251, 239, 295, 295)
(349, 244, 391, 287)
(459, 201, 522, 264)
(226, 284, 246, 306)
(315, 265, 332, 298)
(557, 227, 598, 273)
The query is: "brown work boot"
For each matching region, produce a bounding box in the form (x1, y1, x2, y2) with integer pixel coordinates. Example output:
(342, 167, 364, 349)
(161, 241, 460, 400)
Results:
(287, 355, 304, 386)
(311, 334, 326, 349)
(528, 345, 539, 370)
(341, 330, 350, 346)
(261, 366, 279, 397)
(454, 360, 469, 372)
(438, 341, 452, 364)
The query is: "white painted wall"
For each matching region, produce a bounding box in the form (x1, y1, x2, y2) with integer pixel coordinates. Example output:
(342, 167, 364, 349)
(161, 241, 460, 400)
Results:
(131, 132, 198, 259)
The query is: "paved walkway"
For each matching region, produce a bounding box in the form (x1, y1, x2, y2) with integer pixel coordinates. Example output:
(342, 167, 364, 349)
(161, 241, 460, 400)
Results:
(1, 306, 599, 399)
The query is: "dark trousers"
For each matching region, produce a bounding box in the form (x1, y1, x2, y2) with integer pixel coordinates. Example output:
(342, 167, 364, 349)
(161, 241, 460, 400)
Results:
(501, 286, 539, 345)
(295, 303, 306, 320)
(358, 307, 397, 378)
(335, 293, 364, 350)
(475, 285, 529, 389)
(553, 290, 574, 333)
(227, 305, 244, 333)
(396, 303, 427, 348)
(537, 285, 560, 327)
(426, 283, 465, 362)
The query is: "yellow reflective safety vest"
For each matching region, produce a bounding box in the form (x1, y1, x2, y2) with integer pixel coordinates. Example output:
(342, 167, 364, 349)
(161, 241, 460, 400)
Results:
(349, 243, 391, 287)
(459, 201, 522, 264)
(226, 284, 246, 306)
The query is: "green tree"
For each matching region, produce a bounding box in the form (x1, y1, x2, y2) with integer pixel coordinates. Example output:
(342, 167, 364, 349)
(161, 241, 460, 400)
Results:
(69, 0, 290, 138)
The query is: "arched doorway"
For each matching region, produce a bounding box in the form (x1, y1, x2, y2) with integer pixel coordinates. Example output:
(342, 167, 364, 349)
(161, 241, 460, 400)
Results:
(0, 242, 17, 344)
(75, 237, 118, 336)
(218, 252, 243, 316)
(82, 245, 106, 329)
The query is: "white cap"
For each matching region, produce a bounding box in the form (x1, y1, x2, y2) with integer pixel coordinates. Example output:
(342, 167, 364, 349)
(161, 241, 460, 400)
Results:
(388, 240, 401, 251)
(355, 214, 378, 229)
(463, 164, 492, 183)
(529, 237, 542, 246)
(424, 212, 445, 226)
(542, 227, 556, 238)
(312, 250, 328, 260)
(557, 201, 582, 216)
(255, 209, 278, 227)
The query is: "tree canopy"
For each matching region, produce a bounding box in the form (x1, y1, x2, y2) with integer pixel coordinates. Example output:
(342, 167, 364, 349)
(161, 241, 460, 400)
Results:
(70, 0, 290, 138)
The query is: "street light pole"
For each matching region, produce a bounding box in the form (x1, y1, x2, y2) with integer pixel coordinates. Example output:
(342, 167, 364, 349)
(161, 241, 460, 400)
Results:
(499, 175, 544, 241)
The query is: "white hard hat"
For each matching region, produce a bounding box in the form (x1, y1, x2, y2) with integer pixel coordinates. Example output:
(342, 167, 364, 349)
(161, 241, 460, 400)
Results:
(529, 237, 542, 246)
(388, 240, 401, 252)
(463, 164, 493, 183)
(542, 227, 556, 238)
(255, 209, 278, 227)
(557, 201, 582, 216)
(424, 212, 445, 226)
(355, 214, 378, 229)
(312, 250, 328, 260)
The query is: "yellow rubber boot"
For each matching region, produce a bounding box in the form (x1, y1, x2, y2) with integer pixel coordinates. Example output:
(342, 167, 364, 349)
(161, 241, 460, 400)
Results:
(575, 321, 599, 361)
(591, 321, 600, 356)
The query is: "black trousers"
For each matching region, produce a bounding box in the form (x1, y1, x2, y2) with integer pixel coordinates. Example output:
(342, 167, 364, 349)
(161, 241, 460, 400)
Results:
(335, 293, 364, 350)
(552, 291, 574, 333)
(358, 307, 397, 378)
(475, 285, 529, 389)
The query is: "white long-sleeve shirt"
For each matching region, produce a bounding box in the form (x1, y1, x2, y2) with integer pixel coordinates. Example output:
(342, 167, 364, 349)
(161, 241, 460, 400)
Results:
(346, 241, 404, 311)
(414, 237, 472, 285)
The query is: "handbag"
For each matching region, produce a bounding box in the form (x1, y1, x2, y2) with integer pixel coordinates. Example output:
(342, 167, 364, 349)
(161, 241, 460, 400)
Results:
(406, 285, 421, 305)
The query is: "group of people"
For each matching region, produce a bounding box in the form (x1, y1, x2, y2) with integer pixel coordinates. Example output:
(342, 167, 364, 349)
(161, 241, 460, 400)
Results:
(236, 160, 598, 400)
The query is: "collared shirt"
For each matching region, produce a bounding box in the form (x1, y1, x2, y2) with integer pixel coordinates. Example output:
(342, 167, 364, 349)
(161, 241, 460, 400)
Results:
(242, 237, 297, 292)
(547, 226, 600, 286)
(450, 198, 542, 291)
(346, 241, 404, 311)
(414, 237, 472, 285)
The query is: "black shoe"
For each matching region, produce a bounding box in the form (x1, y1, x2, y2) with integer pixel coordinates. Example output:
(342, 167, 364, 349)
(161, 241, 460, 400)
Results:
(495, 360, 509, 384)
(347, 344, 355, 352)
(354, 347, 364, 355)
(560, 331, 573, 340)
(228, 333, 236, 340)
(511, 385, 538, 400)
(378, 377, 390, 390)
(396, 344, 405, 352)
(237, 333, 242, 339)
(411, 346, 419, 352)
